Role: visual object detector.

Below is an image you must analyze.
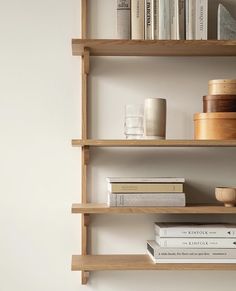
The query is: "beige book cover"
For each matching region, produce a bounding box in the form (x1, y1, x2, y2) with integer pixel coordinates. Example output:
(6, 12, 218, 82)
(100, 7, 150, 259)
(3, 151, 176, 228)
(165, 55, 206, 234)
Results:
(131, 0, 145, 39)
(108, 183, 183, 193)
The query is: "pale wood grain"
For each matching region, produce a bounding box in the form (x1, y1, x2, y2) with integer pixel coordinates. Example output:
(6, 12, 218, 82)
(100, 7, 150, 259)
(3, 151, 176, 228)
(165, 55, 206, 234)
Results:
(71, 255, 236, 271)
(72, 203, 236, 214)
(81, 0, 87, 39)
(72, 39, 236, 57)
(72, 139, 236, 147)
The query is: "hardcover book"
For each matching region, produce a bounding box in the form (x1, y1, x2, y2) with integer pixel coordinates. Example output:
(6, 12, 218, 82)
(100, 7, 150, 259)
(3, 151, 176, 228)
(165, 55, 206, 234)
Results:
(132, 0, 145, 39)
(106, 177, 185, 183)
(153, 0, 159, 39)
(117, 0, 131, 39)
(159, 0, 171, 39)
(145, 0, 153, 39)
(195, 0, 208, 40)
(108, 183, 184, 193)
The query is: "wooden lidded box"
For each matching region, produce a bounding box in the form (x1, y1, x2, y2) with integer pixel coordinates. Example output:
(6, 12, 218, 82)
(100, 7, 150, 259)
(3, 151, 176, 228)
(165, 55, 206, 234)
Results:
(208, 79, 236, 95)
(194, 112, 236, 140)
(203, 95, 236, 112)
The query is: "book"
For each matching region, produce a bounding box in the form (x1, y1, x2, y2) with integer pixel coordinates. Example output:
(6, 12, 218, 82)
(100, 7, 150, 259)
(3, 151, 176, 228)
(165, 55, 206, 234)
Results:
(153, 0, 159, 39)
(145, 0, 153, 39)
(147, 240, 236, 259)
(106, 177, 185, 183)
(154, 223, 236, 238)
(108, 192, 186, 207)
(155, 236, 236, 248)
(131, 0, 145, 39)
(108, 183, 184, 193)
(159, 0, 170, 39)
(178, 0, 185, 39)
(195, 0, 208, 40)
(170, 0, 178, 40)
(186, 0, 195, 39)
(117, 0, 131, 39)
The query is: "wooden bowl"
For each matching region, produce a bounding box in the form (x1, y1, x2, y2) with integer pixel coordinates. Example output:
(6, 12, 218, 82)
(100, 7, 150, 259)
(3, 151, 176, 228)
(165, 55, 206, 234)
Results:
(209, 79, 236, 95)
(215, 187, 236, 207)
(203, 95, 236, 112)
(194, 112, 236, 140)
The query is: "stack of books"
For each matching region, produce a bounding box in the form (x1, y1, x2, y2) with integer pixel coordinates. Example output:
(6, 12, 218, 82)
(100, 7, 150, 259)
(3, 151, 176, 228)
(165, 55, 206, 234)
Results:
(147, 223, 236, 263)
(117, 0, 208, 40)
(107, 177, 186, 207)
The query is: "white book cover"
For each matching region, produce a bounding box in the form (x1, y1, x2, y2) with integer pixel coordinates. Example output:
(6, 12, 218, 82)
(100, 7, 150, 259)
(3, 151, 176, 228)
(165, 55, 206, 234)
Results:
(170, 0, 178, 39)
(145, 0, 153, 39)
(178, 0, 185, 39)
(131, 0, 145, 39)
(155, 236, 236, 248)
(147, 240, 236, 259)
(187, 0, 195, 39)
(153, 0, 159, 39)
(154, 223, 236, 238)
(196, 0, 208, 40)
(106, 177, 185, 183)
(108, 192, 186, 207)
(159, 0, 171, 39)
(117, 0, 131, 39)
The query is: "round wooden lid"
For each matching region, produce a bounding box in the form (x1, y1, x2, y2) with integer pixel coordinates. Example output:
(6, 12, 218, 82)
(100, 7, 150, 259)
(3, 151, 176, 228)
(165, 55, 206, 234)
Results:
(209, 79, 236, 84)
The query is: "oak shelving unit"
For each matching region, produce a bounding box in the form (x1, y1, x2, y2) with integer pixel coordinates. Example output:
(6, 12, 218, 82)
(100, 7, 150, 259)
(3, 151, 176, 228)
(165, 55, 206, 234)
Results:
(72, 0, 236, 285)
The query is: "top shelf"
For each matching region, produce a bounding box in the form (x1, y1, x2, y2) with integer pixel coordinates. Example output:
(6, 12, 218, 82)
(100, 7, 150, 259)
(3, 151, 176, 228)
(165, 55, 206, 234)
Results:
(72, 39, 236, 57)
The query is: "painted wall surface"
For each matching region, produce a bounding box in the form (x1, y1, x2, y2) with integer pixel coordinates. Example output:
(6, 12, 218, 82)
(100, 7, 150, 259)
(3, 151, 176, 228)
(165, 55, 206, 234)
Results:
(1, 0, 236, 290)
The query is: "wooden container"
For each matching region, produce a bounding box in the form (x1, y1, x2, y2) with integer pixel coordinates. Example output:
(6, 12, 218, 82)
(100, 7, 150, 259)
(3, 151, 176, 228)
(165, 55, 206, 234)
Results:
(194, 112, 236, 140)
(203, 95, 236, 112)
(215, 187, 236, 207)
(208, 79, 236, 95)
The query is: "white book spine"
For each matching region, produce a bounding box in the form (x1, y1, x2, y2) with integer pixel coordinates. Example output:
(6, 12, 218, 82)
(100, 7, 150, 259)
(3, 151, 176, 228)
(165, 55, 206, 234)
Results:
(149, 256, 236, 264)
(155, 236, 236, 248)
(188, 0, 196, 39)
(178, 0, 185, 39)
(131, 0, 145, 39)
(170, 0, 178, 39)
(106, 177, 185, 183)
(155, 225, 236, 238)
(147, 240, 236, 259)
(185, 0, 189, 39)
(145, 0, 153, 39)
(196, 0, 208, 40)
(153, 0, 159, 39)
(159, 0, 170, 39)
(117, 0, 131, 39)
(108, 193, 186, 207)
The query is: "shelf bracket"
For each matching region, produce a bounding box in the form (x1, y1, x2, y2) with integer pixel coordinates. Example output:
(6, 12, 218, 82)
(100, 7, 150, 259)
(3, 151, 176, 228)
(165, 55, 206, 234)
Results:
(82, 146, 90, 165)
(83, 47, 90, 75)
(83, 214, 90, 227)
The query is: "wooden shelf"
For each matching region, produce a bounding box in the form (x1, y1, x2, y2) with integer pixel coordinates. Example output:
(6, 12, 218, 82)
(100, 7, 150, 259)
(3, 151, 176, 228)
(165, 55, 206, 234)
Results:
(72, 139, 236, 147)
(72, 255, 236, 271)
(72, 39, 236, 57)
(72, 203, 236, 214)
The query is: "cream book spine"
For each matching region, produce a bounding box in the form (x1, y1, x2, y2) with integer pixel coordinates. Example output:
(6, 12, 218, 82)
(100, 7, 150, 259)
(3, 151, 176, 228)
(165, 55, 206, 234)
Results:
(145, 0, 153, 39)
(159, 0, 170, 39)
(195, 0, 208, 40)
(117, 0, 131, 39)
(108, 183, 183, 193)
(153, 0, 159, 39)
(131, 0, 145, 39)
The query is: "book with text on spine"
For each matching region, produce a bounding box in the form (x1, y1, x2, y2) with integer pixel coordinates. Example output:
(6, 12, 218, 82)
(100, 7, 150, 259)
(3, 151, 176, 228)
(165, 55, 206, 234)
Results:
(106, 177, 185, 183)
(195, 0, 208, 40)
(145, 0, 153, 39)
(108, 192, 186, 207)
(159, 0, 170, 39)
(117, 0, 131, 39)
(147, 240, 236, 259)
(131, 0, 145, 39)
(153, 0, 159, 39)
(108, 183, 184, 193)
(155, 223, 236, 238)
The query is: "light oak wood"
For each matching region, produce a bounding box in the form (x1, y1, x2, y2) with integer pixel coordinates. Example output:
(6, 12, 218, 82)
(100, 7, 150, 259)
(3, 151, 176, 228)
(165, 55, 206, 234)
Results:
(72, 139, 236, 147)
(72, 203, 236, 214)
(72, 39, 236, 57)
(209, 79, 236, 95)
(71, 255, 236, 271)
(81, 0, 87, 39)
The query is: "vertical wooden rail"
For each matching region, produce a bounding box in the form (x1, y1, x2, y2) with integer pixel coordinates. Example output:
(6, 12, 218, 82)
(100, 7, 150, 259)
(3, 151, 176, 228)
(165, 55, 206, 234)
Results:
(81, 0, 89, 285)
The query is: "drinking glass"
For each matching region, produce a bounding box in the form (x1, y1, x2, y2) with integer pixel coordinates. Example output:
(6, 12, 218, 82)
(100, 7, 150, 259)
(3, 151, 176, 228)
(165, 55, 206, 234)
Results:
(124, 104, 144, 139)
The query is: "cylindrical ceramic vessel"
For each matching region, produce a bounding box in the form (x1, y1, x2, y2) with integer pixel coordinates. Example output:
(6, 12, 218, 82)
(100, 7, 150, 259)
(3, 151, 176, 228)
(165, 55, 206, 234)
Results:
(215, 187, 236, 207)
(144, 98, 166, 139)
(208, 79, 236, 95)
(194, 112, 236, 140)
(203, 95, 236, 112)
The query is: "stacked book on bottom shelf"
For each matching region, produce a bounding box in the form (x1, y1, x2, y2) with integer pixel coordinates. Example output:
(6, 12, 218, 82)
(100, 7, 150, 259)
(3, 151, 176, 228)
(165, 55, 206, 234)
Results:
(148, 223, 236, 263)
(107, 177, 186, 207)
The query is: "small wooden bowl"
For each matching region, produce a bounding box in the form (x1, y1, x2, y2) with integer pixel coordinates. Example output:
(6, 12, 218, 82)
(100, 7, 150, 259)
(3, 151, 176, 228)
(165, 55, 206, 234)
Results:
(209, 79, 236, 95)
(215, 187, 236, 207)
(203, 95, 236, 112)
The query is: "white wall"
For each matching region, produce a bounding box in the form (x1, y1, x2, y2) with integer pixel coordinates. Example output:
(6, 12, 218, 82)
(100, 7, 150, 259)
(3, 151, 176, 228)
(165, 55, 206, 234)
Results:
(1, 0, 236, 291)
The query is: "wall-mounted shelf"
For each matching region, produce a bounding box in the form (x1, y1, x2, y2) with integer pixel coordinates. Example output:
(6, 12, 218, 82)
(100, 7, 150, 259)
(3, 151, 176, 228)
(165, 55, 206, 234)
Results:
(71, 203, 236, 214)
(72, 255, 236, 271)
(72, 139, 236, 147)
(72, 39, 236, 57)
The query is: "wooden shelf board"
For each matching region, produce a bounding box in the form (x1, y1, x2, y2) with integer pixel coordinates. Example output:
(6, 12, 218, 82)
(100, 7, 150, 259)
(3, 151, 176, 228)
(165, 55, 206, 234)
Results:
(72, 39, 236, 57)
(72, 255, 236, 271)
(72, 203, 236, 214)
(72, 139, 236, 147)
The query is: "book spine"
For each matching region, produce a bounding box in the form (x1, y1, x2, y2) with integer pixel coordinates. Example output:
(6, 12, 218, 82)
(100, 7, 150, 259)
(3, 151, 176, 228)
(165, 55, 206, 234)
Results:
(155, 226, 236, 238)
(145, 0, 153, 39)
(155, 236, 236, 248)
(159, 0, 170, 39)
(170, 0, 178, 40)
(108, 183, 183, 193)
(149, 256, 236, 264)
(108, 193, 186, 207)
(106, 177, 185, 183)
(188, 0, 195, 39)
(117, 0, 131, 39)
(147, 241, 236, 259)
(131, 0, 145, 39)
(153, 0, 159, 39)
(196, 0, 208, 40)
(178, 0, 185, 39)
(185, 0, 189, 39)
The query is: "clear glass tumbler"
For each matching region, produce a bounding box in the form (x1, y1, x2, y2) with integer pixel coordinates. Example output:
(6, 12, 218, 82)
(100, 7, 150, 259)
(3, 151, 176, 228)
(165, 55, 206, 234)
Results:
(124, 104, 144, 139)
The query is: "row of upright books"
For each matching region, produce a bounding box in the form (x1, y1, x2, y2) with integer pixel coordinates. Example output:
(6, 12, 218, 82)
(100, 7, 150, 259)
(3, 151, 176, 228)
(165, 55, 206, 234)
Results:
(117, 0, 208, 40)
(148, 223, 236, 263)
(107, 177, 185, 207)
